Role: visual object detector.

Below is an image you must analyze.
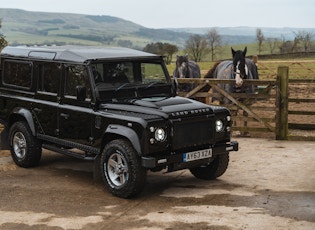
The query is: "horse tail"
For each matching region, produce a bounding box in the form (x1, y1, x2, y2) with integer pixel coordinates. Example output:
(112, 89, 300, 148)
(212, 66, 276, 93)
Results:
(204, 61, 221, 78)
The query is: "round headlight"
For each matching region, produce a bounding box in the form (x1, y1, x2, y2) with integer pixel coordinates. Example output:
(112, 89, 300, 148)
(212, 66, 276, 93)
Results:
(155, 128, 166, 142)
(216, 120, 224, 132)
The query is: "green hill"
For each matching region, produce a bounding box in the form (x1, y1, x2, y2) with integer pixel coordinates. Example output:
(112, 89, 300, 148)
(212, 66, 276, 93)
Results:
(2, 8, 313, 52)
(0, 8, 191, 49)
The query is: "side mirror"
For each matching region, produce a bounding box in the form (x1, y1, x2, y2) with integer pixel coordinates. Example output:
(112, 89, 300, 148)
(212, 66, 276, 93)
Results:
(76, 85, 86, 101)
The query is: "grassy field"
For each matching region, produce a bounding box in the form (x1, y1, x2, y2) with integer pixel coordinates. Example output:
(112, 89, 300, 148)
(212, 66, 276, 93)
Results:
(167, 59, 315, 79)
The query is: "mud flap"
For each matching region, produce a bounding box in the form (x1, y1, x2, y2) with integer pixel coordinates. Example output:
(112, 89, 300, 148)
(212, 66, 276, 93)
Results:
(0, 128, 10, 150)
(93, 154, 102, 182)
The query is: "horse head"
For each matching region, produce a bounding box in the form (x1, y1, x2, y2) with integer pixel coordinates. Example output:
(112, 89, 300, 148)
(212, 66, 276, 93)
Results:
(175, 55, 190, 78)
(231, 47, 248, 87)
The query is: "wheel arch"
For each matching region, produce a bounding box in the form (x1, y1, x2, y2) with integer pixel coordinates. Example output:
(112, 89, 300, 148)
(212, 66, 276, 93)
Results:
(9, 108, 36, 135)
(103, 125, 141, 155)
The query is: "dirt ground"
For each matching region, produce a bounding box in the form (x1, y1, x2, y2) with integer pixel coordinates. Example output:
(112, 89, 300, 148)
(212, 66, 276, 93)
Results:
(0, 137, 314, 230)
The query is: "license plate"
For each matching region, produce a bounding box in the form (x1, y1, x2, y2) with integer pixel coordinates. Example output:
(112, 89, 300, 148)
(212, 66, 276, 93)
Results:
(183, 148, 212, 162)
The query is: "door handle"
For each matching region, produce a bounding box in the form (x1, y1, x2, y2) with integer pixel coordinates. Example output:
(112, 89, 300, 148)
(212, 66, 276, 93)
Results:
(60, 113, 70, 119)
(33, 108, 42, 113)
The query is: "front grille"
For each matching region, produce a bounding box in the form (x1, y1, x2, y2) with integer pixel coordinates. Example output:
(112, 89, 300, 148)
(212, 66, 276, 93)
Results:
(171, 115, 214, 150)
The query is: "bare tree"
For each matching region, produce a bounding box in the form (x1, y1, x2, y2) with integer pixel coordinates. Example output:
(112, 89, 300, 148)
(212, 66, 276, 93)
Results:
(205, 28, 222, 61)
(292, 33, 302, 52)
(266, 37, 280, 54)
(294, 30, 314, 52)
(184, 34, 207, 62)
(279, 34, 292, 53)
(256, 28, 265, 54)
(0, 19, 8, 50)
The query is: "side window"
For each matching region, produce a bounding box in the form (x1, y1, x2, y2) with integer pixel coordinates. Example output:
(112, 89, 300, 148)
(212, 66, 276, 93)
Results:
(3, 61, 32, 89)
(65, 65, 91, 100)
(38, 63, 60, 94)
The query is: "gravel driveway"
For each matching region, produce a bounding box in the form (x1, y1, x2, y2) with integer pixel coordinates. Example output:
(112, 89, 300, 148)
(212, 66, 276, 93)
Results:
(0, 138, 314, 229)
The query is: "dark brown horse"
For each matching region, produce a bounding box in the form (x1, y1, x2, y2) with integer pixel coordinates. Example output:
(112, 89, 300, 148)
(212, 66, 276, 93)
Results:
(173, 55, 201, 92)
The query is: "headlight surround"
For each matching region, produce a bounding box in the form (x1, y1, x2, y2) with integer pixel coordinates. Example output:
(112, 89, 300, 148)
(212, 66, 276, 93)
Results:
(215, 120, 224, 132)
(150, 126, 167, 144)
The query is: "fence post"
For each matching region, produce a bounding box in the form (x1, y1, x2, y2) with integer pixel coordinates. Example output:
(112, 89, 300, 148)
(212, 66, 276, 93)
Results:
(276, 66, 289, 140)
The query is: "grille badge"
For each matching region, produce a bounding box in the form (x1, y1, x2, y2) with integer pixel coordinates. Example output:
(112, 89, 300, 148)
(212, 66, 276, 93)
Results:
(171, 108, 210, 117)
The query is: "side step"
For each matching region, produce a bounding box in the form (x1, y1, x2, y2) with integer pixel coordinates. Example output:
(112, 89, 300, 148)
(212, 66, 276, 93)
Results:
(42, 144, 96, 161)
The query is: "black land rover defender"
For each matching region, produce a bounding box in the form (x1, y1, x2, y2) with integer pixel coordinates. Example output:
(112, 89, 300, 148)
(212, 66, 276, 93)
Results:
(0, 46, 238, 198)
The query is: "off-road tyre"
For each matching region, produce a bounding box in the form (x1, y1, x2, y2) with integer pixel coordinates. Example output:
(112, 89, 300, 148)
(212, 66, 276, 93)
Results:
(9, 121, 42, 168)
(190, 153, 229, 180)
(100, 139, 147, 198)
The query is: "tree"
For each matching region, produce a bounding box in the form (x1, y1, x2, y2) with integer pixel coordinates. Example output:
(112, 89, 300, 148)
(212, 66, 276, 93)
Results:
(184, 34, 207, 62)
(205, 28, 222, 61)
(256, 28, 265, 54)
(143, 42, 178, 64)
(163, 43, 178, 64)
(0, 19, 8, 50)
(265, 37, 280, 54)
(279, 34, 292, 54)
(290, 31, 303, 52)
(294, 30, 314, 52)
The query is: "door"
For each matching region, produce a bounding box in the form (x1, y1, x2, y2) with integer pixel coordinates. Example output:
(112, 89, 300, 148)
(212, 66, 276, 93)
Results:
(33, 62, 60, 137)
(58, 64, 92, 145)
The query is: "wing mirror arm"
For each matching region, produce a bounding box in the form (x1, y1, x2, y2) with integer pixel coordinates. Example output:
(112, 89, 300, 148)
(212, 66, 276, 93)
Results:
(172, 76, 178, 96)
(76, 85, 87, 101)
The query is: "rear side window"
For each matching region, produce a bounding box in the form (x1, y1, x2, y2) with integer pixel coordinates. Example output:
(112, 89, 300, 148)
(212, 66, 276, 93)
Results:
(38, 63, 60, 94)
(2, 61, 32, 89)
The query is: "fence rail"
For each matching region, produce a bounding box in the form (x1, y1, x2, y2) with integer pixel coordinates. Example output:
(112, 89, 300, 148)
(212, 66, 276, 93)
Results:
(177, 65, 315, 141)
(287, 78, 315, 141)
(258, 60, 315, 79)
(178, 78, 277, 138)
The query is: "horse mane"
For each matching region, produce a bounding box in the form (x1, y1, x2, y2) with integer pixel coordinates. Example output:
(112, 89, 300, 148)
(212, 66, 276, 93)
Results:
(204, 61, 221, 78)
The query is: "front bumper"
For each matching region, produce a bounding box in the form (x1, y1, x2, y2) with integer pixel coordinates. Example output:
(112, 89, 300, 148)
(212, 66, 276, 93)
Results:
(141, 141, 238, 170)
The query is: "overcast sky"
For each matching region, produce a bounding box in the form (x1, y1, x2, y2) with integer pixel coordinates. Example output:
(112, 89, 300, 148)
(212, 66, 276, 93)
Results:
(1, 0, 314, 29)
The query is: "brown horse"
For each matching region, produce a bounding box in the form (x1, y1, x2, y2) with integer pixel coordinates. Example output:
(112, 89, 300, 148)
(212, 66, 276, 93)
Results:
(205, 47, 259, 136)
(204, 47, 258, 104)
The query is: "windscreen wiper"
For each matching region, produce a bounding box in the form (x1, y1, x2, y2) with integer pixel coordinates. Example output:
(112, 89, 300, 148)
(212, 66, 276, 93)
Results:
(145, 81, 163, 89)
(114, 82, 132, 93)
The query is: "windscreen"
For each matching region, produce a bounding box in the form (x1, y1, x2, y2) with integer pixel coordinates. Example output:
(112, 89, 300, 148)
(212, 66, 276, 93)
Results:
(90, 60, 173, 100)
(91, 61, 169, 86)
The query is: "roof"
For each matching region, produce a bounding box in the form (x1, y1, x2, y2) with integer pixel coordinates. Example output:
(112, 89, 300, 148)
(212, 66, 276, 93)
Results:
(0, 46, 158, 63)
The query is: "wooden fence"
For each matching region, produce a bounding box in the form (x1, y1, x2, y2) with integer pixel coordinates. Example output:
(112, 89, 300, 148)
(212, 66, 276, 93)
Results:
(287, 78, 315, 141)
(177, 66, 315, 141)
(258, 60, 315, 79)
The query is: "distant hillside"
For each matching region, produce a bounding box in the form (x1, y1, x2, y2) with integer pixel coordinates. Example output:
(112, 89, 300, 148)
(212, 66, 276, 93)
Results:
(169, 27, 315, 41)
(1, 9, 314, 50)
(0, 8, 191, 49)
